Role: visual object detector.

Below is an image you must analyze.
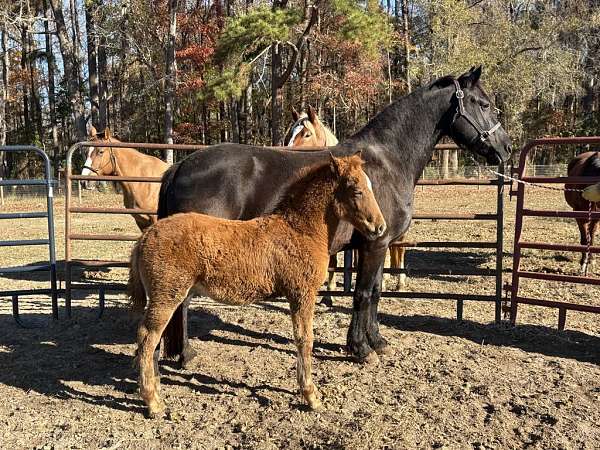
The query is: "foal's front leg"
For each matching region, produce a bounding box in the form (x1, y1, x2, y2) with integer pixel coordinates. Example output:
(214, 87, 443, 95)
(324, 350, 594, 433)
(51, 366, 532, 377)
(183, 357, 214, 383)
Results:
(289, 293, 321, 410)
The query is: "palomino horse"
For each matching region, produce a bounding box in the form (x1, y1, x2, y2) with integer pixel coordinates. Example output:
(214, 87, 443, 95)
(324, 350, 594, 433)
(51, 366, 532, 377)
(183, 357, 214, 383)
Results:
(158, 67, 512, 366)
(286, 106, 408, 291)
(81, 127, 168, 231)
(565, 151, 600, 275)
(130, 153, 386, 417)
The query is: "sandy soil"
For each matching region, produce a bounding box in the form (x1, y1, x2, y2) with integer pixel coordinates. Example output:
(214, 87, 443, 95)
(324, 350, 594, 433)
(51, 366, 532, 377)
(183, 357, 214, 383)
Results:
(0, 185, 598, 449)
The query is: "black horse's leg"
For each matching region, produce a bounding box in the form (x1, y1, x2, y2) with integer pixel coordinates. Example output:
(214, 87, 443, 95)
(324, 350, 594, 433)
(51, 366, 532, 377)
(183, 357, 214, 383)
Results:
(178, 295, 197, 369)
(366, 261, 390, 354)
(346, 246, 387, 363)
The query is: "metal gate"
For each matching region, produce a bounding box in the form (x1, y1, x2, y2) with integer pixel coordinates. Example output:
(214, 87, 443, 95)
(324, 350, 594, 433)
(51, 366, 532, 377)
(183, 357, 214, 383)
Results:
(65, 141, 505, 322)
(509, 137, 600, 329)
(64, 141, 207, 317)
(323, 158, 507, 322)
(0, 146, 58, 327)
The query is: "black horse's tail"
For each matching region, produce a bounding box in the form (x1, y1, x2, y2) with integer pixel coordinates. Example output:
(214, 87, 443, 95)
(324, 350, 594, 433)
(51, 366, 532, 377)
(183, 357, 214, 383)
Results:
(157, 163, 186, 359)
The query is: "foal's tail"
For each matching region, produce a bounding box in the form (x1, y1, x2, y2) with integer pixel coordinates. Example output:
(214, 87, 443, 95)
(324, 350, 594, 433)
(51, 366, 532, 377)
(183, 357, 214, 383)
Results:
(128, 241, 147, 313)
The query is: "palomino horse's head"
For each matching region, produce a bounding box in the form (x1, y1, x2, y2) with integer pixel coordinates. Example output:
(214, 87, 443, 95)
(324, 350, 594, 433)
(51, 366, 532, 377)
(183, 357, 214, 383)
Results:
(443, 66, 512, 165)
(287, 105, 338, 147)
(330, 152, 386, 240)
(81, 126, 119, 181)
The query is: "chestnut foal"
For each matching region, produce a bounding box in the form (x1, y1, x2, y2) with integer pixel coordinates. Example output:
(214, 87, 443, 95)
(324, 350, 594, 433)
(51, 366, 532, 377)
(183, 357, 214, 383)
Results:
(129, 152, 386, 417)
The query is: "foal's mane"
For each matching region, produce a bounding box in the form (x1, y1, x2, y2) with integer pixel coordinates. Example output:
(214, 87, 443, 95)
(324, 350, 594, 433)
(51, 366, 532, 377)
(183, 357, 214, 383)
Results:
(273, 161, 337, 216)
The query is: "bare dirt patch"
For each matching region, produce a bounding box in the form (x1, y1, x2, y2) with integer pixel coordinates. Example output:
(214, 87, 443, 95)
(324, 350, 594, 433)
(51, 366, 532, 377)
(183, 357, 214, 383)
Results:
(0, 186, 598, 449)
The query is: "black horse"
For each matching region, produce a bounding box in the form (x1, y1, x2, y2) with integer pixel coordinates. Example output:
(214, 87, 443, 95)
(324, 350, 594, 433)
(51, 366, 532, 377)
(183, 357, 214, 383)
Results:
(157, 67, 512, 365)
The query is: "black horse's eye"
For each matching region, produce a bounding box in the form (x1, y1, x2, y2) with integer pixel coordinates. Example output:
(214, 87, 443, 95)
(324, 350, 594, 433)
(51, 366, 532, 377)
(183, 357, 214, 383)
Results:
(481, 103, 490, 110)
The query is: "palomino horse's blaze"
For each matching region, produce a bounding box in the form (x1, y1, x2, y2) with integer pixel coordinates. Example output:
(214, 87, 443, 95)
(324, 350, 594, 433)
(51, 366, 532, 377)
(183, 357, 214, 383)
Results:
(565, 151, 600, 275)
(286, 106, 409, 291)
(130, 153, 386, 417)
(81, 127, 168, 231)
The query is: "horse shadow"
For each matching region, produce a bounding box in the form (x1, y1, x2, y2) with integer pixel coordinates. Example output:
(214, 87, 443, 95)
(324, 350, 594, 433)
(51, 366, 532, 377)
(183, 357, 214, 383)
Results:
(402, 249, 497, 282)
(0, 304, 302, 415)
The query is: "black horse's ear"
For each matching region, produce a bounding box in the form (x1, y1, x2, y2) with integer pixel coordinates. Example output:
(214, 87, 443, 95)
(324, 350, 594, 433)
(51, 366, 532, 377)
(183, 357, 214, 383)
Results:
(308, 105, 318, 124)
(291, 107, 299, 122)
(329, 152, 342, 176)
(472, 65, 483, 83)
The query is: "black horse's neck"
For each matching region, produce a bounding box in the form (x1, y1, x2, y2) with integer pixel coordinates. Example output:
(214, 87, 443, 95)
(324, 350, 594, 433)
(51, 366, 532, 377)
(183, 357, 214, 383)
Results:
(345, 81, 454, 184)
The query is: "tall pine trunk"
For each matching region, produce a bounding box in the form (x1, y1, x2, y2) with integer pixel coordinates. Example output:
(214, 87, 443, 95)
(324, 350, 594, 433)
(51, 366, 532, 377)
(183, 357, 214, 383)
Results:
(163, 0, 178, 163)
(86, 0, 100, 128)
(44, 0, 59, 157)
(49, 0, 87, 140)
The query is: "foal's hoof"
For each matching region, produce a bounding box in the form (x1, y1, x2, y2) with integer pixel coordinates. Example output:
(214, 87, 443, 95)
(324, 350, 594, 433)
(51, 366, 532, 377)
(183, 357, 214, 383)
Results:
(145, 407, 168, 420)
(309, 398, 323, 411)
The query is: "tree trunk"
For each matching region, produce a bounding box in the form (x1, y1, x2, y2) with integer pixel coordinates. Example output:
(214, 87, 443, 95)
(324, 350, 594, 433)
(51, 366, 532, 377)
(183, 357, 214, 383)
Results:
(401, 0, 411, 93)
(1, 25, 8, 152)
(98, 35, 108, 130)
(49, 0, 87, 140)
(163, 0, 178, 163)
(86, 0, 100, 127)
(20, 24, 31, 142)
(44, 0, 59, 157)
(270, 42, 282, 146)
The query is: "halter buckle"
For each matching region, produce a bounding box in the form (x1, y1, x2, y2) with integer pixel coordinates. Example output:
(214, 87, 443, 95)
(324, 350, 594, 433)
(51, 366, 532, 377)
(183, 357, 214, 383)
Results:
(455, 89, 465, 99)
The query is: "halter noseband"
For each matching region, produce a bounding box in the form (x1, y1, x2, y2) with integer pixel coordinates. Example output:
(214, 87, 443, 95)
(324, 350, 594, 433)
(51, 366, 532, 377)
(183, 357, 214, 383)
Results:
(452, 79, 501, 142)
(82, 146, 118, 175)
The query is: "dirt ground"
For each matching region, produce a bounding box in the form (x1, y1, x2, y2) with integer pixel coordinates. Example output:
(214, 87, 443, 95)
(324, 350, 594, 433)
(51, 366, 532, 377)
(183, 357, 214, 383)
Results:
(0, 184, 598, 449)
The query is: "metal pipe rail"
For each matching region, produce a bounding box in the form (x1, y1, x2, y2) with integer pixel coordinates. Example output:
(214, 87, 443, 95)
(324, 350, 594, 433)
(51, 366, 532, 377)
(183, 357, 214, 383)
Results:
(64, 141, 209, 317)
(509, 136, 600, 329)
(65, 141, 505, 323)
(0, 146, 58, 327)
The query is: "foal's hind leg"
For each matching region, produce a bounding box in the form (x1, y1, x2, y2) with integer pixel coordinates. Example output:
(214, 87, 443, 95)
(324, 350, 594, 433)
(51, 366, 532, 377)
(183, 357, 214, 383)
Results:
(289, 293, 321, 410)
(138, 306, 176, 418)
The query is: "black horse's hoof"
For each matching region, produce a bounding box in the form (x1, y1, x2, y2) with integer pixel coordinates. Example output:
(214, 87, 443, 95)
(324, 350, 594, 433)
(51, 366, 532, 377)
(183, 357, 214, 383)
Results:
(178, 347, 198, 370)
(346, 344, 379, 365)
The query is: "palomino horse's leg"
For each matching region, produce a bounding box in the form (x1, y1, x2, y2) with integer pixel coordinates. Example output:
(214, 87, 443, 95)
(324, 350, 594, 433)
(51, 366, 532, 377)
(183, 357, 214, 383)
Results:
(138, 306, 174, 418)
(347, 245, 388, 364)
(387, 246, 407, 290)
(367, 261, 391, 355)
(289, 293, 321, 410)
(320, 255, 338, 306)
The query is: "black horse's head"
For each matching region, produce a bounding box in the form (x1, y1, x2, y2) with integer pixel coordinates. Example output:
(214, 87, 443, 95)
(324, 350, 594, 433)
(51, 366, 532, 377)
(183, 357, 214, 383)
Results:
(443, 66, 512, 165)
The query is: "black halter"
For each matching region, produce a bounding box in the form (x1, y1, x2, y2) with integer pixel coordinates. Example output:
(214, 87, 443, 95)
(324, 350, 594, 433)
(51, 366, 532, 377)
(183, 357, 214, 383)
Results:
(452, 79, 501, 142)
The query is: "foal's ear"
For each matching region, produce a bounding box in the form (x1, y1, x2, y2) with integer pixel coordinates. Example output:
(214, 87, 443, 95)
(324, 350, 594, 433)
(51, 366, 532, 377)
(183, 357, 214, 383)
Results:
(329, 152, 342, 176)
(291, 107, 300, 122)
(308, 105, 318, 124)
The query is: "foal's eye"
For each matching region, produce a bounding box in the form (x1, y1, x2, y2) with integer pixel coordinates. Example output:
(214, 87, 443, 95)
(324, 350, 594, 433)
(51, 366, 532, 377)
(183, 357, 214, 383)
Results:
(354, 190, 363, 198)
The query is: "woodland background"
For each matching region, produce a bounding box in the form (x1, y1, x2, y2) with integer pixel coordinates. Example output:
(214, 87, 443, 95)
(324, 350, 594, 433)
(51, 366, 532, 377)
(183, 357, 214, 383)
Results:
(0, 0, 599, 177)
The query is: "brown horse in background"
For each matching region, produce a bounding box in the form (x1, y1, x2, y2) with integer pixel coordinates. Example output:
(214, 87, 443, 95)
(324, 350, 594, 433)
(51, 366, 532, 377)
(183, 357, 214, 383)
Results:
(565, 151, 600, 275)
(81, 127, 169, 231)
(129, 153, 386, 417)
(286, 106, 409, 291)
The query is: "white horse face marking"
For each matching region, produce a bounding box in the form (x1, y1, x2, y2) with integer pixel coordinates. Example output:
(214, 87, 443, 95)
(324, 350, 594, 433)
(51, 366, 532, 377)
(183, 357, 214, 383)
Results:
(287, 123, 306, 147)
(364, 173, 373, 192)
(81, 147, 95, 176)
